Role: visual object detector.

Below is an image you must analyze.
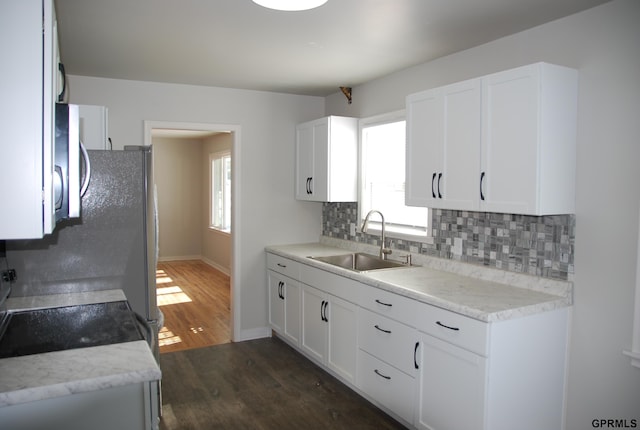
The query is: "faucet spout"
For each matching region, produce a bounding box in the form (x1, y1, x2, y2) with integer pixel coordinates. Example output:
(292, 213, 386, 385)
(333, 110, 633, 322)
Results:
(361, 210, 391, 260)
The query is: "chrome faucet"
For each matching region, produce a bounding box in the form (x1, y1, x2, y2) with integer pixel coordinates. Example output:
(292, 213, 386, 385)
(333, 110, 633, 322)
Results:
(361, 210, 392, 260)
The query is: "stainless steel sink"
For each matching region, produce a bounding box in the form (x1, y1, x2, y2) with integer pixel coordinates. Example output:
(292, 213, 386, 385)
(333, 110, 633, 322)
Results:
(309, 252, 407, 272)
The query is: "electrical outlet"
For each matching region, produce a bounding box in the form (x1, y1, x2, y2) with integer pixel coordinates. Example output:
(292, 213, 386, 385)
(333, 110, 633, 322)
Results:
(1, 269, 16, 283)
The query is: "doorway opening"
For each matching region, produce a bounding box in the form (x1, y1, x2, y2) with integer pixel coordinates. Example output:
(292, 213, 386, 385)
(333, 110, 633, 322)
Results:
(144, 121, 240, 353)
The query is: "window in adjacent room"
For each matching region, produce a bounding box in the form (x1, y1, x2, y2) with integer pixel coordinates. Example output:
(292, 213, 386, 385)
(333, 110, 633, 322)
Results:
(359, 111, 429, 241)
(210, 151, 231, 232)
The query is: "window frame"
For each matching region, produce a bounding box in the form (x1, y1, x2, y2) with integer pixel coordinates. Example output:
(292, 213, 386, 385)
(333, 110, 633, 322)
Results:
(358, 110, 430, 243)
(209, 150, 231, 234)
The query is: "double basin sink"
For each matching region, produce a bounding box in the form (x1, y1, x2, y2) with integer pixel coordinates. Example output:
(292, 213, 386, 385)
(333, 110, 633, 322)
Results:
(309, 252, 411, 273)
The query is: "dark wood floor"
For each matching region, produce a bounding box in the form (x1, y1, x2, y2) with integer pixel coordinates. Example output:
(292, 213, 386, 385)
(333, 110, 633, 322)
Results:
(159, 336, 407, 430)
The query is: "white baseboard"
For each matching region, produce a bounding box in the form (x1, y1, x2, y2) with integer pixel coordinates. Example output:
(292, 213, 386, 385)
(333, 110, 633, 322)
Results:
(158, 255, 230, 276)
(200, 257, 230, 276)
(158, 255, 201, 262)
(236, 326, 271, 342)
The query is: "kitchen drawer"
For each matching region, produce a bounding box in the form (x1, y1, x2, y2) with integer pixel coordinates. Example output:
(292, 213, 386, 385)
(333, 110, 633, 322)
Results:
(299, 263, 361, 303)
(357, 349, 415, 424)
(358, 308, 419, 375)
(417, 305, 489, 356)
(359, 285, 424, 327)
(266, 253, 300, 280)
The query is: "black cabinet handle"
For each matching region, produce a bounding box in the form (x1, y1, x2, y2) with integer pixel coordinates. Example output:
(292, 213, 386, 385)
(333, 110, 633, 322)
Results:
(375, 299, 392, 307)
(277, 263, 287, 268)
(320, 300, 328, 322)
(431, 173, 437, 198)
(58, 62, 67, 102)
(437, 173, 443, 199)
(306, 177, 313, 194)
(278, 281, 284, 299)
(374, 369, 391, 380)
(480, 172, 486, 201)
(414, 342, 420, 369)
(436, 321, 460, 331)
(374, 324, 391, 334)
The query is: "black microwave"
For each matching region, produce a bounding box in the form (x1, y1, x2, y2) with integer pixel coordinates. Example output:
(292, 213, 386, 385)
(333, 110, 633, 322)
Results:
(54, 103, 83, 223)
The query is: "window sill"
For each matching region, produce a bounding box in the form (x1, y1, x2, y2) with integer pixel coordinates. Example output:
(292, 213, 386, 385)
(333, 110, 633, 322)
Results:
(362, 224, 430, 244)
(208, 227, 231, 236)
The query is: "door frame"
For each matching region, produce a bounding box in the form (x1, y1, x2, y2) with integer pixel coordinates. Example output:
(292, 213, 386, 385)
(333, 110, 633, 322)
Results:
(144, 120, 241, 342)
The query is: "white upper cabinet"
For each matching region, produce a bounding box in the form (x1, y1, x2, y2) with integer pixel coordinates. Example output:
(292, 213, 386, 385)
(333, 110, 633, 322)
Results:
(0, 0, 59, 239)
(406, 62, 578, 215)
(406, 78, 482, 210)
(480, 63, 578, 215)
(295, 116, 358, 202)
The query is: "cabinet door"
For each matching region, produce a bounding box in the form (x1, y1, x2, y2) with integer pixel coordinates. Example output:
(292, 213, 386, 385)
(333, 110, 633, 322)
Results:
(326, 295, 358, 384)
(295, 122, 315, 201)
(268, 271, 286, 334)
(480, 65, 539, 214)
(441, 79, 481, 211)
(406, 88, 443, 207)
(417, 333, 487, 430)
(300, 284, 327, 363)
(268, 271, 301, 346)
(0, 0, 56, 239)
(283, 281, 301, 345)
(310, 119, 329, 200)
(406, 79, 481, 210)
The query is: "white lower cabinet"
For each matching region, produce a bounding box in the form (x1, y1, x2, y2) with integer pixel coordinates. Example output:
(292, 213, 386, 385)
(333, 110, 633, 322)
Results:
(267, 270, 301, 345)
(357, 308, 419, 425)
(300, 283, 358, 384)
(416, 333, 487, 430)
(266, 252, 570, 430)
(416, 307, 570, 430)
(357, 349, 416, 424)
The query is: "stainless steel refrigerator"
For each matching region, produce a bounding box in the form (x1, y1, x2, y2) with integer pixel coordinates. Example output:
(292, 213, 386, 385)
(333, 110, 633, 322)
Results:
(5, 146, 160, 358)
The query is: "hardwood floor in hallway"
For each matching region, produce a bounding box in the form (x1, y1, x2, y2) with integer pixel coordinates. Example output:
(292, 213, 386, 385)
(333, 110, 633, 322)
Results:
(157, 260, 231, 353)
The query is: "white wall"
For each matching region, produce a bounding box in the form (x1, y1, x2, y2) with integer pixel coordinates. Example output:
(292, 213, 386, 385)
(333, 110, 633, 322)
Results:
(326, 0, 640, 428)
(153, 136, 204, 260)
(67, 76, 325, 340)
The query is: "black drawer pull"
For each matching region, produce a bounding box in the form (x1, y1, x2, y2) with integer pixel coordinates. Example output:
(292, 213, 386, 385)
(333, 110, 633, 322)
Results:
(277, 263, 287, 268)
(414, 342, 420, 369)
(375, 299, 392, 307)
(436, 321, 460, 331)
(374, 369, 391, 380)
(374, 324, 391, 334)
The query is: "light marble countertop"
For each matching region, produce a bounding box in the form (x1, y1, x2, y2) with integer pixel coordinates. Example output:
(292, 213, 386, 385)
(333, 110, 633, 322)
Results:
(0, 290, 161, 408)
(266, 238, 573, 323)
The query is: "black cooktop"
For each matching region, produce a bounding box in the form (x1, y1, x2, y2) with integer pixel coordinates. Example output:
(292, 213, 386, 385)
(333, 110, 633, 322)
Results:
(0, 301, 144, 358)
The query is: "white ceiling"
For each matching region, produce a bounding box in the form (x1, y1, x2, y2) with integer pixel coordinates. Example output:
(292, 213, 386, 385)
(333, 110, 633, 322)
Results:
(55, 0, 610, 97)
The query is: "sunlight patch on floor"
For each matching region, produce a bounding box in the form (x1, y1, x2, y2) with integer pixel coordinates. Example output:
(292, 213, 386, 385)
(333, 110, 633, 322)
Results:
(159, 326, 183, 347)
(157, 285, 193, 306)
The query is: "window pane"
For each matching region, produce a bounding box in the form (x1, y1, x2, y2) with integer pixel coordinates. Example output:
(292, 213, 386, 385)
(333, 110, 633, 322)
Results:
(210, 152, 231, 231)
(361, 119, 428, 235)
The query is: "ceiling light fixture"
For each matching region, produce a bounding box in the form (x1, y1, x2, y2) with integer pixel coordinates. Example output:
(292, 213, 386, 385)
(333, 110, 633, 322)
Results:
(252, 0, 328, 12)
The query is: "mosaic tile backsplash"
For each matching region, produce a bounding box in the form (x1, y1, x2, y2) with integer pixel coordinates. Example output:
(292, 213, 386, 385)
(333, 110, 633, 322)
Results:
(322, 202, 575, 281)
